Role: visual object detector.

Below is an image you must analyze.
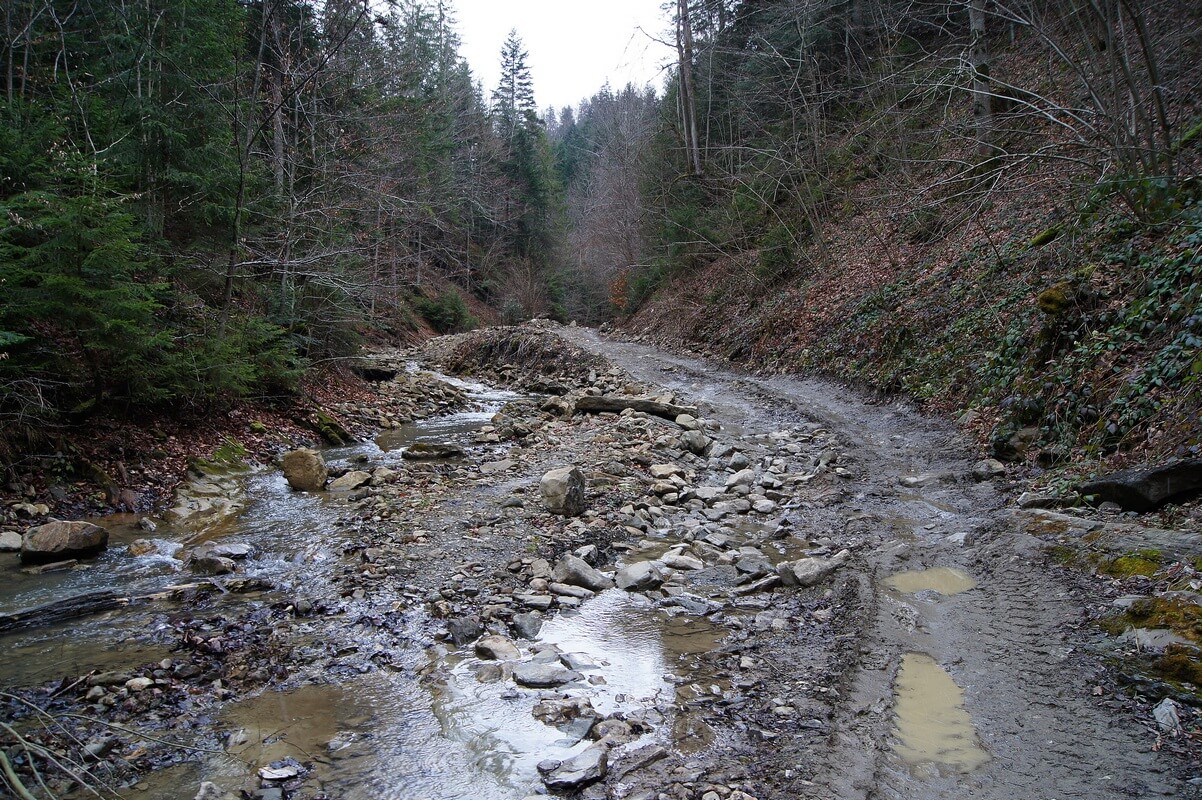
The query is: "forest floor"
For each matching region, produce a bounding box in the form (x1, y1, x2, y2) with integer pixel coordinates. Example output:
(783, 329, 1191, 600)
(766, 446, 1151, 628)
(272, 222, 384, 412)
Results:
(1, 321, 1200, 800)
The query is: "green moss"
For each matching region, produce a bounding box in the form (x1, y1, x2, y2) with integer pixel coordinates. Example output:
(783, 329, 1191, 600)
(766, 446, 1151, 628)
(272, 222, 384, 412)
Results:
(1176, 118, 1202, 151)
(191, 436, 249, 473)
(1036, 281, 1073, 315)
(1099, 554, 1160, 578)
(1126, 596, 1202, 642)
(1153, 645, 1202, 685)
(249, 420, 268, 434)
(1029, 225, 1062, 248)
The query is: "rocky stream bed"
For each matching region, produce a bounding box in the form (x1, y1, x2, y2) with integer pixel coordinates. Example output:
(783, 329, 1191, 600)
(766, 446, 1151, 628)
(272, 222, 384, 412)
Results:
(1, 321, 1200, 800)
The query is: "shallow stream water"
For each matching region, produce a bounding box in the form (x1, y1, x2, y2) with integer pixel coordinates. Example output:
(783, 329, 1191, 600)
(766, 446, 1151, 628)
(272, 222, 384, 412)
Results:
(0, 369, 721, 798)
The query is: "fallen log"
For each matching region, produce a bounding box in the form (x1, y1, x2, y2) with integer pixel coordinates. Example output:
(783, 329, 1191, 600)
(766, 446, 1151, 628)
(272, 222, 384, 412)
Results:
(0, 578, 274, 635)
(573, 395, 697, 422)
(0, 591, 127, 634)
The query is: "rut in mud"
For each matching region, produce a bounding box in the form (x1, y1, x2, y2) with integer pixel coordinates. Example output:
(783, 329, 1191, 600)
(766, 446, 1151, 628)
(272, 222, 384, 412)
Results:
(0, 323, 1195, 800)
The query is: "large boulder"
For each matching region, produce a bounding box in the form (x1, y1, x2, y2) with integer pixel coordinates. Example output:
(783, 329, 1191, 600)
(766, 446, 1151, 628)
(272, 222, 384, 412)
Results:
(552, 555, 614, 591)
(540, 467, 587, 516)
(1079, 459, 1202, 512)
(282, 449, 327, 491)
(20, 521, 108, 564)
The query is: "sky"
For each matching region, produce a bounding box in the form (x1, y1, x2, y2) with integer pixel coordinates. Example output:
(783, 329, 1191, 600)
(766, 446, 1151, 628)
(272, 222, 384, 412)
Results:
(451, 0, 672, 114)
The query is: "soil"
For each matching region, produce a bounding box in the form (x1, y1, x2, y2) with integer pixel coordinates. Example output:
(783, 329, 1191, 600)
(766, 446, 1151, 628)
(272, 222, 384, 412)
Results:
(1, 321, 1198, 800)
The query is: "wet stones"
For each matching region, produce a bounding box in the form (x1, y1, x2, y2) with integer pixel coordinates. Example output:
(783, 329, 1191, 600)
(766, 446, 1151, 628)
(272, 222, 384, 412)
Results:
(328, 470, 371, 491)
(512, 611, 543, 640)
(552, 554, 614, 591)
(282, 448, 327, 491)
(513, 661, 583, 688)
(19, 520, 108, 563)
(0, 530, 23, 551)
(447, 615, 484, 646)
(539, 743, 608, 790)
(616, 561, 666, 592)
(475, 635, 521, 661)
(971, 458, 1006, 482)
(403, 442, 465, 460)
(777, 549, 852, 588)
(541, 466, 587, 516)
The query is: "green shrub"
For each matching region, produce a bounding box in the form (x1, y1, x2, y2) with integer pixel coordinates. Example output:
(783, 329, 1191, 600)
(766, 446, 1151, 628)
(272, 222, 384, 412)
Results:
(417, 290, 477, 334)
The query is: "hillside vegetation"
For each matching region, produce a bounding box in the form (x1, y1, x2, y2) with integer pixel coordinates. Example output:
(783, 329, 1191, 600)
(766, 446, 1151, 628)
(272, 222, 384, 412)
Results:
(614, 0, 1202, 474)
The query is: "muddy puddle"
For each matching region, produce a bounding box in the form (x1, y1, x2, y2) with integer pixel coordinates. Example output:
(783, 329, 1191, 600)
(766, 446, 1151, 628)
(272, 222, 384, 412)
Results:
(884, 567, 977, 596)
(892, 652, 989, 775)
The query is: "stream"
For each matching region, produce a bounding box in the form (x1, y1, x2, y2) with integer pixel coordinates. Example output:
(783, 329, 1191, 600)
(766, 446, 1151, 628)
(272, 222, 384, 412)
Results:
(0, 370, 724, 799)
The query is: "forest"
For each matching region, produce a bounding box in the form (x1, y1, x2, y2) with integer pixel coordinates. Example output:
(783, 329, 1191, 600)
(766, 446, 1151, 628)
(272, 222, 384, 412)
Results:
(1, 0, 1199, 461)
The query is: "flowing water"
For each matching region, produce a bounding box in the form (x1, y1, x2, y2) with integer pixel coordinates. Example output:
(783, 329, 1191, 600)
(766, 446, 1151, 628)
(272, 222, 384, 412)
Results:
(0, 369, 723, 798)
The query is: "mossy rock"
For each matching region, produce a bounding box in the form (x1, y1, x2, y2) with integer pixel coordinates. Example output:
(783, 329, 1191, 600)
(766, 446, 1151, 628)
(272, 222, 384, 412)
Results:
(1029, 225, 1062, 248)
(1099, 554, 1160, 578)
(299, 408, 354, 446)
(249, 421, 268, 434)
(192, 437, 249, 473)
(1037, 281, 1074, 315)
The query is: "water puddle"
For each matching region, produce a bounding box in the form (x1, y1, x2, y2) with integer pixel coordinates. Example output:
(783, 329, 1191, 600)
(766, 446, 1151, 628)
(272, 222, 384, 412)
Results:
(892, 652, 989, 774)
(884, 567, 976, 596)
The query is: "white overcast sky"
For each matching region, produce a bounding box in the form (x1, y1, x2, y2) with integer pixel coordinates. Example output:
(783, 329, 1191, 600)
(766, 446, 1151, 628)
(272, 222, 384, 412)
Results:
(450, 0, 671, 113)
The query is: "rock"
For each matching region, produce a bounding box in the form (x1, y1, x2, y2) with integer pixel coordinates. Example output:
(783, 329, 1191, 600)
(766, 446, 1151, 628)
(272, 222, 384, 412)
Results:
(191, 555, 236, 575)
(127, 539, 157, 557)
(550, 582, 595, 599)
(971, 458, 1006, 482)
(552, 554, 613, 591)
(541, 467, 587, 516)
(371, 466, 398, 485)
(447, 615, 484, 646)
(541, 743, 608, 790)
(513, 662, 583, 688)
(0, 530, 23, 552)
(125, 676, 154, 692)
(675, 413, 700, 430)
(726, 468, 756, 488)
(681, 429, 711, 455)
(481, 459, 516, 475)
(515, 594, 554, 611)
(662, 553, 704, 570)
(137, 517, 157, 532)
(1016, 491, 1059, 509)
(475, 634, 521, 661)
(328, 470, 371, 491)
(512, 612, 543, 640)
(615, 561, 664, 592)
(1078, 459, 1202, 512)
(20, 521, 108, 564)
(282, 449, 327, 491)
(1153, 697, 1183, 735)
(777, 549, 852, 588)
(403, 442, 465, 460)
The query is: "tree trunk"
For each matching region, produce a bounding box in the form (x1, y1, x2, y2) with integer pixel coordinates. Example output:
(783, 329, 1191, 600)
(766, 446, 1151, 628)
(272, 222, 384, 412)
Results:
(676, 0, 703, 176)
(968, 0, 992, 153)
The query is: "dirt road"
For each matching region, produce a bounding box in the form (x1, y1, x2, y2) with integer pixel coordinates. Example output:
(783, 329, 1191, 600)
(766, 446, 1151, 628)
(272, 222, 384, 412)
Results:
(559, 326, 1189, 799)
